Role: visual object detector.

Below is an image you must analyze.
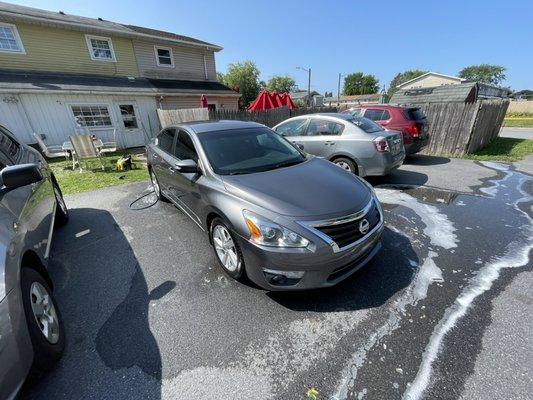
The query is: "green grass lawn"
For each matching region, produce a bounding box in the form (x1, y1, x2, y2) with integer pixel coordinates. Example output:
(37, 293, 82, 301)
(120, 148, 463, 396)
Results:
(50, 153, 149, 195)
(503, 117, 533, 128)
(462, 137, 533, 162)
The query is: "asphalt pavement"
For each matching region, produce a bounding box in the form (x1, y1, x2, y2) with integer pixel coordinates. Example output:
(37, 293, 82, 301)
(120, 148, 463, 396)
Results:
(20, 156, 532, 400)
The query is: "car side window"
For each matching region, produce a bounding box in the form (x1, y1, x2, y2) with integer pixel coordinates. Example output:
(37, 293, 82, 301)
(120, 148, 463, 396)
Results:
(381, 110, 391, 120)
(363, 109, 384, 121)
(0, 126, 20, 161)
(275, 119, 308, 137)
(157, 128, 176, 154)
(306, 119, 344, 136)
(174, 131, 198, 161)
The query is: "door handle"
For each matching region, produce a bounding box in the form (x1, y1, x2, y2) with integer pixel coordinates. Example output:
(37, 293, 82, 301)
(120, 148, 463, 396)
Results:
(324, 141, 335, 146)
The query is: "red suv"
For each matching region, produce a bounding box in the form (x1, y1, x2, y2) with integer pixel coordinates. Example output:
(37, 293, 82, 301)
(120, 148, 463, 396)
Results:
(345, 105, 429, 155)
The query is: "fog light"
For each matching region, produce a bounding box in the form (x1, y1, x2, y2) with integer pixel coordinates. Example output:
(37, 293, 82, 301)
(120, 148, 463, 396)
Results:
(263, 269, 305, 279)
(263, 269, 304, 286)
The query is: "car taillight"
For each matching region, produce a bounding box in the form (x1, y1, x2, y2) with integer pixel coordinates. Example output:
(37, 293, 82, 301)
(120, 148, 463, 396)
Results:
(405, 123, 420, 137)
(373, 137, 389, 152)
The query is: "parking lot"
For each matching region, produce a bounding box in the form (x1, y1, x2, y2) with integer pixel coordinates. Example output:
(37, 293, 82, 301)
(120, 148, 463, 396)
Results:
(21, 156, 532, 400)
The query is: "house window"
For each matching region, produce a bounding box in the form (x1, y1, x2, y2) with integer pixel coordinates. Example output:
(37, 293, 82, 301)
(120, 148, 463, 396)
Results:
(119, 105, 138, 129)
(71, 105, 113, 127)
(85, 35, 116, 61)
(155, 46, 174, 67)
(0, 23, 25, 53)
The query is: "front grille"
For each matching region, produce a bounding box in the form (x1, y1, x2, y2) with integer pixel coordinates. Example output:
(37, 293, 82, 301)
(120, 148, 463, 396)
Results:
(314, 201, 381, 249)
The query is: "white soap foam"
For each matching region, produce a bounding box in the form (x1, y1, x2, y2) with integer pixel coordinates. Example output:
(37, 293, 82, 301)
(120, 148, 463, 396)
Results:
(333, 188, 457, 399)
(402, 168, 533, 400)
(376, 189, 458, 249)
(402, 241, 532, 400)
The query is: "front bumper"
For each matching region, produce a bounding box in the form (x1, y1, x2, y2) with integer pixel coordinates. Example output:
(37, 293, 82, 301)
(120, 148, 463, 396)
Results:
(239, 218, 384, 290)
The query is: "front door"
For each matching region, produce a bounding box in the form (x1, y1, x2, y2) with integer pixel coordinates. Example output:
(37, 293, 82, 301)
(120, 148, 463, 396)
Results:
(167, 129, 202, 225)
(116, 103, 146, 147)
(274, 118, 309, 150)
(298, 118, 343, 158)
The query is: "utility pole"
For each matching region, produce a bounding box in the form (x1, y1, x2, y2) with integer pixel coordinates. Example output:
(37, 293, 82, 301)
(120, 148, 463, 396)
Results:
(297, 66, 312, 107)
(337, 73, 342, 100)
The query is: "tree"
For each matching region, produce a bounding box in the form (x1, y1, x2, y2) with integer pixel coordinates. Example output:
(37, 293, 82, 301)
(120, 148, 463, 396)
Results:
(342, 73, 380, 95)
(266, 75, 296, 93)
(458, 64, 506, 86)
(220, 61, 261, 108)
(387, 69, 427, 97)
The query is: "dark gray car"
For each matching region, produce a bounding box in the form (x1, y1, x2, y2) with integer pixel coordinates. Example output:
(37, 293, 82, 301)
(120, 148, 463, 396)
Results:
(0, 125, 68, 400)
(273, 113, 405, 176)
(147, 120, 384, 290)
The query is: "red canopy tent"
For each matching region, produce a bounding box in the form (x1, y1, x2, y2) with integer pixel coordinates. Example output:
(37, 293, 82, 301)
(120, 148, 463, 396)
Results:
(269, 91, 284, 108)
(247, 90, 276, 111)
(280, 92, 296, 110)
(200, 94, 208, 108)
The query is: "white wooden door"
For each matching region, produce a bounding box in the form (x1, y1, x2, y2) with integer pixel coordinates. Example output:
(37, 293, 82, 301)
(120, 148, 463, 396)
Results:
(0, 95, 33, 143)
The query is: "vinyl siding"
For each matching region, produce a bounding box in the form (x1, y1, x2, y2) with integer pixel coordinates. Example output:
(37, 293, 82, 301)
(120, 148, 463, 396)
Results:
(0, 93, 159, 147)
(399, 76, 462, 90)
(160, 95, 238, 110)
(133, 40, 216, 81)
(0, 22, 139, 76)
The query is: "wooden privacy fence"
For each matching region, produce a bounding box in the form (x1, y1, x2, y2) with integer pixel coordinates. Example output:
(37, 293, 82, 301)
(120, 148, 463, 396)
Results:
(157, 107, 209, 129)
(416, 99, 509, 156)
(157, 106, 339, 130)
(209, 106, 338, 127)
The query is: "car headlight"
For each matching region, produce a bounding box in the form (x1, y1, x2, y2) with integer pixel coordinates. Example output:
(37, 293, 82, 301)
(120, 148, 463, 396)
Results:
(243, 210, 310, 248)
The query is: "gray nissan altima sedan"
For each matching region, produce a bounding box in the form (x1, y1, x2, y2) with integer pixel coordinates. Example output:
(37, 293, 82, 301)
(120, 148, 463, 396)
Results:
(147, 120, 384, 290)
(0, 125, 67, 400)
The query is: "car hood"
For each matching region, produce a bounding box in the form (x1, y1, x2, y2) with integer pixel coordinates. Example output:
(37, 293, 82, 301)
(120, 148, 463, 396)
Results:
(221, 157, 372, 218)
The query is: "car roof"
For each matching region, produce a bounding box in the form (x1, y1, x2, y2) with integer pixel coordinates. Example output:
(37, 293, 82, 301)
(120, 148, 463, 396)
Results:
(284, 113, 354, 122)
(351, 104, 417, 110)
(168, 120, 266, 134)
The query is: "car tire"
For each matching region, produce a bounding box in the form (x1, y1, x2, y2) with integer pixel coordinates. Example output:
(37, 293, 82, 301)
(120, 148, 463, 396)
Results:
(53, 182, 69, 226)
(150, 168, 168, 202)
(333, 157, 357, 175)
(210, 218, 245, 280)
(20, 267, 65, 374)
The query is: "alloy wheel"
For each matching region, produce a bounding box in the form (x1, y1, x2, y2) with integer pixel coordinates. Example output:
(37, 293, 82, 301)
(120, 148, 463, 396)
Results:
(335, 161, 352, 172)
(212, 225, 240, 272)
(30, 282, 60, 344)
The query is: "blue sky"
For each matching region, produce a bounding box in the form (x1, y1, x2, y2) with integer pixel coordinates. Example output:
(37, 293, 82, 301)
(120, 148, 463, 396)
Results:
(8, 0, 533, 93)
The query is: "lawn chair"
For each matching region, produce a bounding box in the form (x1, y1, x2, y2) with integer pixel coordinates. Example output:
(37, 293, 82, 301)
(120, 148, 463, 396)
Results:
(99, 129, 118, 154)
(33, 133, 68, 159)
(69, 135, 105, 172)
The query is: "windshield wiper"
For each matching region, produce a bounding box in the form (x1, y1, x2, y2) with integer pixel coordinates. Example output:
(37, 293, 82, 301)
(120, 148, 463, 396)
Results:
(267, 159, 304, 171)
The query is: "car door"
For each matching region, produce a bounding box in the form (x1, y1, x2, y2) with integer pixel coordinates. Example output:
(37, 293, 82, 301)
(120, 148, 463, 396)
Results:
(151, 128, 177, 197)
(274, 118, 309, 150)
(167, 129, 202, 225)
(0, 127, 54, 260)
(363, 109, 390, 129)
(299, 118, 344, 158)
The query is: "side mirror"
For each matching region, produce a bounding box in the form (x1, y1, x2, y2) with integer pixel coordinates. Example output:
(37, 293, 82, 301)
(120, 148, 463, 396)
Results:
(295, 143, 304, 151)
(0, 163, 42, 192)
(175, 159, 199, 173)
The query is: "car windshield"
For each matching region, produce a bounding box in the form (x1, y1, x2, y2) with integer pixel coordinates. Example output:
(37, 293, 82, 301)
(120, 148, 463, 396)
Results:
(345, 116, 384, 133)
(198, 127, 306, 175)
